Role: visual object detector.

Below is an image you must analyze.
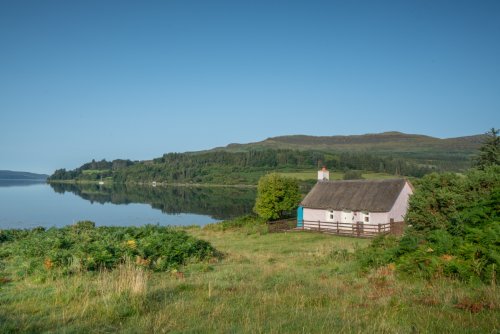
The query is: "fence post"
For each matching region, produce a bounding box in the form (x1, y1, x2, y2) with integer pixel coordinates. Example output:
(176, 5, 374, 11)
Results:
(336, 221, 339, 234)
(356, 222, 360, 237)
(378, 224, 381, 235)
(390, 218, 394, 234)
(318, 220, 321, 232)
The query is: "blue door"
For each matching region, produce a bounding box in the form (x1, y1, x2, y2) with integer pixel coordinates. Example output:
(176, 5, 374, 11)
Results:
(297, 206, 304, 227)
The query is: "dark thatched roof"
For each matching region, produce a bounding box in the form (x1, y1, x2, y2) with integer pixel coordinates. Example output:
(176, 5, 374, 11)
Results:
(300, 179, 408, 212)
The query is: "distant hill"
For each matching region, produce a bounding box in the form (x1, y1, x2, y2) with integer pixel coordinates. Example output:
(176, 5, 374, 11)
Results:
(0, 170, 49, 180)
(213, 131, 484, 171)
(216, 131, 484, 155)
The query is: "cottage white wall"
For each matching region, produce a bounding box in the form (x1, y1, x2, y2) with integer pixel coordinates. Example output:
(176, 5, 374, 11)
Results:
(388, 182, 413, 222)
(303, 208, 389, 225)
(369, 212, 390, 225)
(303, 208, 340, 222)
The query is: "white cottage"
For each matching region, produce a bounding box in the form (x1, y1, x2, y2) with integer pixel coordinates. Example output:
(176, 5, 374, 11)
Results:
(297, 169, 413, 236)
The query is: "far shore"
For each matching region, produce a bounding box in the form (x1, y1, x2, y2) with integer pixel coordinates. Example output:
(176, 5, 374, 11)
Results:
(46, 179, 257, 188)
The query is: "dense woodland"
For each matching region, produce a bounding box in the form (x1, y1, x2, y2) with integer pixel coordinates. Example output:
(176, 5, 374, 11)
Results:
(48, 149, 443, 184)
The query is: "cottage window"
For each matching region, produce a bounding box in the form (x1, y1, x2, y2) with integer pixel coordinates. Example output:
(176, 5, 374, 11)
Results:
(325, 210, 335, 221)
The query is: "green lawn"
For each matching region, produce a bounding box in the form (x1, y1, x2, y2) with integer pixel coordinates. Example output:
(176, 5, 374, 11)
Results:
(0, 225, 497, 333)
(278, 170, 397, 180)
(81, 169, 109, 175)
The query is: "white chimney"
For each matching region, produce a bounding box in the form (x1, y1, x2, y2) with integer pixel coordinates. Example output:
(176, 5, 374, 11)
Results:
(318, 166, 329, 181)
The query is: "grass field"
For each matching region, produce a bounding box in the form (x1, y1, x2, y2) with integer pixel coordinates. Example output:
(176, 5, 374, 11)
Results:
(0, 224, 497, 333)
(278, 170, 397, 181)
(81, 169, 109, 175)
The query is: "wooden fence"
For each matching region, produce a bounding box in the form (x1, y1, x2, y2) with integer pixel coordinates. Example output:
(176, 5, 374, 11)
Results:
(269, 218, 405, 238)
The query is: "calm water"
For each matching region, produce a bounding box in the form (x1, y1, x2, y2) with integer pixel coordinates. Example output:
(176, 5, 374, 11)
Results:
(0, 181, 255, 229)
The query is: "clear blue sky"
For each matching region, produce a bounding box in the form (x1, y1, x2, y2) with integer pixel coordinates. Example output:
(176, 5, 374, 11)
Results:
(1, 0, 499, 174)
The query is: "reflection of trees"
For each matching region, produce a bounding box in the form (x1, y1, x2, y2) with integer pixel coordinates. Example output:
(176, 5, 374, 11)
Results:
(49, 183, 256, 220)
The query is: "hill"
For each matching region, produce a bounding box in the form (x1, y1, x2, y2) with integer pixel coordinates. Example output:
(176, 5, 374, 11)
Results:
(218, 131, 483, 155)
(213, 131, 484, 173)
(0, 170, 48, 180)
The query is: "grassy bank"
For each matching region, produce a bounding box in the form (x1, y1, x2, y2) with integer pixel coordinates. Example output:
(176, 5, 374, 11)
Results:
(0, 222, 498, 333)
(277, 170, 397, 181)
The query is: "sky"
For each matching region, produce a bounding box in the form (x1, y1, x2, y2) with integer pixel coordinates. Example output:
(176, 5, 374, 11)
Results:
(1, 0, 499, 174)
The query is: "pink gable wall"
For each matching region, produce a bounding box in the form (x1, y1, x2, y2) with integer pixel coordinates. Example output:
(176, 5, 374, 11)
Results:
(387, 181, 413, 222)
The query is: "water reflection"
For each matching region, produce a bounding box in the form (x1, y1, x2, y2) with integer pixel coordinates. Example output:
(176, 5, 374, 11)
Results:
(49, 183, 256, 220)
(0, 179, 46, 187)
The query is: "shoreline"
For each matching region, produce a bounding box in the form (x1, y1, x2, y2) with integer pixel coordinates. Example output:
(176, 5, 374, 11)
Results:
(46, 180, 257, 188)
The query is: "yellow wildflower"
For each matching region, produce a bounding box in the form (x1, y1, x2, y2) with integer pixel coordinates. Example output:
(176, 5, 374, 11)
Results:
(126, 240, 137, 249)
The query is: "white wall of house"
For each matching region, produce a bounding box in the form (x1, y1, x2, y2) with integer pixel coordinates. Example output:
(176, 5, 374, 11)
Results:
(302, 208, 389, 225)
(303, 208, 330, 222)
(369, 212, 390, 225)
(387, 182, 413, 222)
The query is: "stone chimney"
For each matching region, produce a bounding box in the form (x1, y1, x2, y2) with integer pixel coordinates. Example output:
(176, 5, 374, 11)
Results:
(318, 166, 330, 181)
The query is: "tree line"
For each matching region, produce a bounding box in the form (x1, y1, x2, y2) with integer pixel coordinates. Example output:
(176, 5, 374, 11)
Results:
(48, 149, 444, 184)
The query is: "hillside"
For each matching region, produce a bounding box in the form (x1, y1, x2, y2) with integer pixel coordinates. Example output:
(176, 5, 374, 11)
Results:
(0, 170, 48, 180)
(219, 131, 484, 155)
(48, 131, 484, 184)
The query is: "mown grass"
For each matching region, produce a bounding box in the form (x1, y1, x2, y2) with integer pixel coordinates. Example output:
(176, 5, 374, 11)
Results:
(278, 170, 397, 181)
(0, 224, 498, 333)
(81, 169, 109, 175)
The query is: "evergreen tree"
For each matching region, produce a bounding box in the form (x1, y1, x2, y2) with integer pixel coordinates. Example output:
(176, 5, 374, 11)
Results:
(474, 128, 500, 169)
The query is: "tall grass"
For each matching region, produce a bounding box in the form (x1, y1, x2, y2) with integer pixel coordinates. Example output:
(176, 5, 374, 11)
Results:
(0, 226, 498, 333)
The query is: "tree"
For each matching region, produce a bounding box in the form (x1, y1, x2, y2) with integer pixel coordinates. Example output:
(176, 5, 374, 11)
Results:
(253, 173, 301, 221)
(474, 128, 500, 169)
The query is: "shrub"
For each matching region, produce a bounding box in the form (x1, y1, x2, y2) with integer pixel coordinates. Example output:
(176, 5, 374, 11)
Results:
(204, 215, 268, 234)
(357, 166, 500, 284)
(0, 223, 220, 278)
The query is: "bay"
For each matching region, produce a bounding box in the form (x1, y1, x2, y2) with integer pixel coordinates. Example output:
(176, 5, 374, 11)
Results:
(0, 180, 255, 229)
